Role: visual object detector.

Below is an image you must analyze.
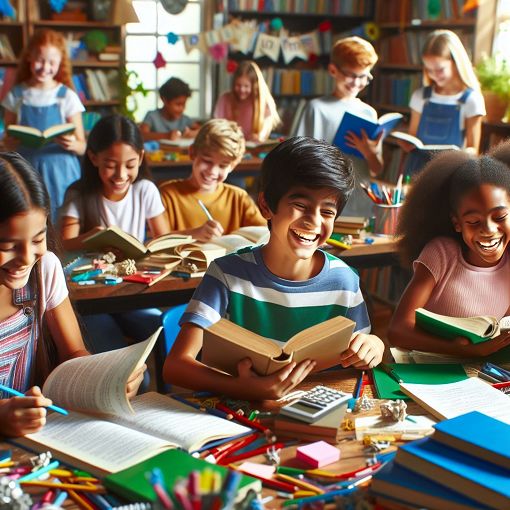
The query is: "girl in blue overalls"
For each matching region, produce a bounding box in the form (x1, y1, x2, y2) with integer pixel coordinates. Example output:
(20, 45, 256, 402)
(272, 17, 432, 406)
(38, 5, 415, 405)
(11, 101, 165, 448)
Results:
(2, 29, 86, 222)
(0, 153, 144, 437)
(403, 30, 485, 176)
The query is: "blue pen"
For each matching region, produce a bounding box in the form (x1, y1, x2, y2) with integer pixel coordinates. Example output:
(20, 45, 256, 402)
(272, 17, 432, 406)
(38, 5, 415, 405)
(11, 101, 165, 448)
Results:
(85, 493, 113, 510)
(18, 460, 60, 483)
(52, 491, 68, 508)
(0, 384, 68, 416)
(221, 469, 242, 510)
(71, 269, 102, 282)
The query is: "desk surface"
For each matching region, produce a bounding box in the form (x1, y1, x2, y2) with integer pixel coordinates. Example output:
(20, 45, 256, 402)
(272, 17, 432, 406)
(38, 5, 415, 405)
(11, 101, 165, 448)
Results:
(69, 238, 398, 315)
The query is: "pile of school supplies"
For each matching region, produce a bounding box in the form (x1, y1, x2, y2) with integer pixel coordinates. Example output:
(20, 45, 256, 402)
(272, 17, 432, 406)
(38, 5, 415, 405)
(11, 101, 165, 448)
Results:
(360, 177, 405, 205)
(371, 411, 510, 510)
(332, 216, 368, 238)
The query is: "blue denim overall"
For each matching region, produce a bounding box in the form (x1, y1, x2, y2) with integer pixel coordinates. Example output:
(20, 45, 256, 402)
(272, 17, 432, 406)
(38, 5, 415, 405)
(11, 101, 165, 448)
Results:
(405, 86, 472, 176)
(0, 274, 38, 396)
(12, 85, 81, 222)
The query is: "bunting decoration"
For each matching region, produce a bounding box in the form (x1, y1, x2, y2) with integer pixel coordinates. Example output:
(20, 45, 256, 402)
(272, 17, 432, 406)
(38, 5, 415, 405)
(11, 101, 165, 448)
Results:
(153, 51, 167, 69)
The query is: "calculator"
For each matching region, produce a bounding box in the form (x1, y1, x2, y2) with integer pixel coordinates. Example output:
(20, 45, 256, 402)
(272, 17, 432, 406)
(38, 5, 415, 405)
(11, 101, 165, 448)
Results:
(279, 386, 352, 423)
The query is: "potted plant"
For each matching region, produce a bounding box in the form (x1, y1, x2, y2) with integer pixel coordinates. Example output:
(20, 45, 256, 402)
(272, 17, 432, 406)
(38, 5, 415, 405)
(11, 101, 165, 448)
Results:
(475, 54, 510, 123)
(118, 68, 149, 120)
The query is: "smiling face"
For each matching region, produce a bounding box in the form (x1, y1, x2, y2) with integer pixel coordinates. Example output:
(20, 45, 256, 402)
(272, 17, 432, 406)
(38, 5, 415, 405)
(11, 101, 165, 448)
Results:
(451, 184, 510, 267)
(422, 55, 458, 91)
(29, 44, 62, 88)
(260, 186, 338, 280)
(329, 63, 373, 100)
(0, 209, 47, 290)
(189, 148, 236, 193)
(233, 75, 253, 102)
(89, 142, 143, 201)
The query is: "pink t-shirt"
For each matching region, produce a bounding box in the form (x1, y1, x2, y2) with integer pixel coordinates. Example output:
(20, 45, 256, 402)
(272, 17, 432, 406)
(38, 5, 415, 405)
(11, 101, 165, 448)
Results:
(414, 236, 510, 318)
(213, 92, 270, 141)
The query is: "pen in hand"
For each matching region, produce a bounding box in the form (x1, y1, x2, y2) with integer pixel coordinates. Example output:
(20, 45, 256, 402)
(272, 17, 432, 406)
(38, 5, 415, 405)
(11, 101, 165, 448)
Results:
(197, 199, 214, 221)
(0, 383, 68, 416)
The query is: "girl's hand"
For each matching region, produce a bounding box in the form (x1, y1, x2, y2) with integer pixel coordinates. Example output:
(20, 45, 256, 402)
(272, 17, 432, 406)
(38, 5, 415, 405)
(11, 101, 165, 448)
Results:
(126, 365, 146, 399)
(0, 386, 52, 437)
(190, 221, 224, 242)
(340, 333, 385, 369)
(345, 129, 383, 159)
(55, 134, 85, 154)
(236, 358, 316, 400)
(453, 332, 510, 357)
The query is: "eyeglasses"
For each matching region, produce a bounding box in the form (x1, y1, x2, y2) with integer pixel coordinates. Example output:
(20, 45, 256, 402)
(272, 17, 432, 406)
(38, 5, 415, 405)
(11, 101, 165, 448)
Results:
(337, 67, 373, 85)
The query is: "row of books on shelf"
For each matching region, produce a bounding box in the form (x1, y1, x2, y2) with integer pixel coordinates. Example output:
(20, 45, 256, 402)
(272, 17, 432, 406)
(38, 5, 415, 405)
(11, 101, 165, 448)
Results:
(378, 31, 473, 66)
(228, 0, 375, 15)
(0, 34, 16, 60)
(262, 67, 333, 96)
(374, 72, 422, 108)
(72, 69, 119, 102)
(376, 0, 470, 23)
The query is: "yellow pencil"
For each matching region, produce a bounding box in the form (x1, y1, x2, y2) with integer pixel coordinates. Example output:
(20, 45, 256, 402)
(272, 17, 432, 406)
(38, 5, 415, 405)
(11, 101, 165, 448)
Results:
(0, 461, 16, 468)
(293, 490, 319, 498)
(275, 473, 324, 494)
(20, 480, 105, 492)
(68, 489, 95, 510)
(326, 238, 352, 250)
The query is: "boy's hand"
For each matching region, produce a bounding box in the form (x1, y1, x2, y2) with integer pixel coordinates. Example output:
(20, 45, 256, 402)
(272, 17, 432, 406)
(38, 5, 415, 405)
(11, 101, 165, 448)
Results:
(345, 129, 383, 159)
(126, 364, 146, 399)
(191, 221, 224, 242)
(182, 126, 199, 138)
(0, 386, 52, 437)
(236, 358, 316, 400)
(453, 332, 510, 357)
(340, 333, 384, 369)
(168, 129, 182, 140)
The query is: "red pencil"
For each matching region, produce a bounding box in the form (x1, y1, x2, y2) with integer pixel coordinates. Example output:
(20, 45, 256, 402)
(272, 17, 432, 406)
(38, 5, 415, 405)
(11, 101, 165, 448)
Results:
(233, 469, 297, 493)
(218, 442, 286, 465)
(213, 433, 260, 462)
(215, 404, 270, 433)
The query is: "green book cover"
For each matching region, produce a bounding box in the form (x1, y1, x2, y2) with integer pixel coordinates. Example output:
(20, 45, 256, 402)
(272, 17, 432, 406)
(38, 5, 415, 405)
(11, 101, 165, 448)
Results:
(372, 363, 468, 400)
(103, 449, 261, 503)
(7, 123, 75, 149)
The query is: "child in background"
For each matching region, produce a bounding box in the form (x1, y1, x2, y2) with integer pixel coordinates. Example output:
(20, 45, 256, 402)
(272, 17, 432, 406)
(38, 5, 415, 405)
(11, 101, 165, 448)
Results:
(59, 114, 169, 356)
(159, 119, 265, 242)
(402, 30, 485, 175)
(213, 60, 280, 142)
(1, 29, 86, 222)
(0, 152, 143, 437)
(140, 77, 200, 142)
(388, 148, 510, 357)
(163, 137, 385, 400)
(296, 36, 382, 216)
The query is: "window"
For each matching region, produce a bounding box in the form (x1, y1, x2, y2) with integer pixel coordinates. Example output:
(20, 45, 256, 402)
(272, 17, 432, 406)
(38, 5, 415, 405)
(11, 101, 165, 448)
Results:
(126, 0, 205, 122)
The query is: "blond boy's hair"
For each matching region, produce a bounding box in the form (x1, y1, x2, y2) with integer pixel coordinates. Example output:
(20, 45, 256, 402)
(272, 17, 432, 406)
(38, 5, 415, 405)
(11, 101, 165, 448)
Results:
(192, 119, 245, 162)
(330, 36, 378, 69)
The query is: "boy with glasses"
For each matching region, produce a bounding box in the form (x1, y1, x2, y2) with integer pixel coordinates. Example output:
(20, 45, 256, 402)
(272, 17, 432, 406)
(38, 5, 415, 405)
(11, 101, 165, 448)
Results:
(296, 36, 381, 215)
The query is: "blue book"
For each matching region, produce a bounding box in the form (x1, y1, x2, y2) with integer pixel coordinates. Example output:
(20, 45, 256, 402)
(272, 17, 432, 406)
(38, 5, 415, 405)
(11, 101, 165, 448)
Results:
(433, 411, 510, 470)
(396, 437, 510, 510)
(332, 111, 403, 159)
(372, 462, 494, 510)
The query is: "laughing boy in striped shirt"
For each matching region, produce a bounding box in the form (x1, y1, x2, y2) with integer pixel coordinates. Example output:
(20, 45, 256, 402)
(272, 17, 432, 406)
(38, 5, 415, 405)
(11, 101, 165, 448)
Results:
(163, 136, 385, 400)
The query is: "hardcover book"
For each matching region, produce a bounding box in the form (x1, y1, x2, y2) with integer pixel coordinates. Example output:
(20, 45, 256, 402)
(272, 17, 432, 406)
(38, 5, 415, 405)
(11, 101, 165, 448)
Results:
(390, 131, 460, 151)
(333, 111, 403, 159)
(7, 123, 75, 149)
(202, 315, 355, 376)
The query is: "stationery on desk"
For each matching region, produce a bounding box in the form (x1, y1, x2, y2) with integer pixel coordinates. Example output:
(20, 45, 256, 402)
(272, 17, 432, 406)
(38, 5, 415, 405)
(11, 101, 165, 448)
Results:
(202, 315, 355, 376)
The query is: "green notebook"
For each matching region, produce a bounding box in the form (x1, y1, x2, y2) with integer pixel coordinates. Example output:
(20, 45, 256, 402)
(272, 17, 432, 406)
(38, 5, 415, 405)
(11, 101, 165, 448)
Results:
(372, 363, 468, 400)
(103, 449, 261, 503)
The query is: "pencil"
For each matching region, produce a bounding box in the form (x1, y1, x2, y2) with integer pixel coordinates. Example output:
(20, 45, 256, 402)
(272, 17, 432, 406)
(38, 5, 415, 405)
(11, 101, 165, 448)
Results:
(0, 383, 68, 416)
(326, 238, 352, 250)
(197, 199, 214, 221)
(20, 480, 105, 492)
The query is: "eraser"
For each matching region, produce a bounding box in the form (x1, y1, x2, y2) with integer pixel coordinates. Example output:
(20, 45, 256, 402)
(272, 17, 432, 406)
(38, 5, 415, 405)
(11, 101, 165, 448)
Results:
(296, 441, 340, 468)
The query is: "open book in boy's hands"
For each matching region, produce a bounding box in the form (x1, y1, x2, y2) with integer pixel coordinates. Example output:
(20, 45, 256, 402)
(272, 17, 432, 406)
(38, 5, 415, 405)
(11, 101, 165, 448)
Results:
(7, 123, 75, 149)
(82, 225, 193, 260)
(15, 328, 252, 476)
(415, 308, 510, 344)
(202, 315, 355, 376)
(389, 131, 460, 151)
(333, 111, 403, 159)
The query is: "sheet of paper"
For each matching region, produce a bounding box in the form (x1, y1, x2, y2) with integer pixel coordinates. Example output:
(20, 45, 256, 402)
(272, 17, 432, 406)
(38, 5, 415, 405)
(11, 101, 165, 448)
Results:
(354, 415, 436, 440)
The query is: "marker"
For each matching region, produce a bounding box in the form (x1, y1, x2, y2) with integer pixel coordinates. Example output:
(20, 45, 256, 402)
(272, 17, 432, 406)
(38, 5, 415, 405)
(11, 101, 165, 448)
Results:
(18, 460, 60, 483)
(0, 384, 68, 416)
(197, 199, 214, 221)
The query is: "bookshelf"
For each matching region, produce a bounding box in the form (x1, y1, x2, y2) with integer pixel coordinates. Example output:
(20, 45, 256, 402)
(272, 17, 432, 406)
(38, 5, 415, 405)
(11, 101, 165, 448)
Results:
(221, 0, 376, 134)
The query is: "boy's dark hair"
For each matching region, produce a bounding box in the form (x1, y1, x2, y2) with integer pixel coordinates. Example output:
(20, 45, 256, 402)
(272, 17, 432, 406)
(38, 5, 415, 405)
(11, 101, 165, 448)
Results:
(259, 136, 354, 215)
(159, 77, 192, 101)
(397, 148, 510, 266)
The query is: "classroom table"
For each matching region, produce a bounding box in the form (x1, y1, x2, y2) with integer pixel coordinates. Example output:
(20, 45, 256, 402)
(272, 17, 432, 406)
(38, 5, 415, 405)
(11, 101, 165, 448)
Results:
(2, 368, 428, 509)
(69, 237, 398, 316)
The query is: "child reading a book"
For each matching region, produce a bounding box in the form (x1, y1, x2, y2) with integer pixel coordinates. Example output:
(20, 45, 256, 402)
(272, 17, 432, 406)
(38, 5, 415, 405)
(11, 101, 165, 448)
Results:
(1, 29, 86, 222)
(140, 77, 200, 142)
(213, 60, 280, 142)
(295, 36, 382, 216)
(163, 137, 385, 400)
(0, 152, 144, 437)
(59, 114, 169, 359)
(159, 118, 266, 242)
(401, 30, 485, 176)
(388, 148, 510, 357)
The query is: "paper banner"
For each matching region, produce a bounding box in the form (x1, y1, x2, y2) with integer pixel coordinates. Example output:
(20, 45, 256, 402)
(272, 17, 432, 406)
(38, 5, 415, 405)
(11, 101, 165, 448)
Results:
(204, 29, 222, 47)
(281, 36, 307, 64)
(182, 33, 206, 54)
(299, 31, 321, 56)
(253, 33, 281, 62)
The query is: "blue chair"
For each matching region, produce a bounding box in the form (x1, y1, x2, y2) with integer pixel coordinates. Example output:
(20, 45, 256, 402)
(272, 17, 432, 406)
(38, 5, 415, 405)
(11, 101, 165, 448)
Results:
(156, 304, 188, 393)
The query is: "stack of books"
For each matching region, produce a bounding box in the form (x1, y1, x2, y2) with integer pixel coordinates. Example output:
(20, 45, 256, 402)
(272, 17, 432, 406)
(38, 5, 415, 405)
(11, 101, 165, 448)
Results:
(371, 411, 510, 510)
(333, 216, 368, 238)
